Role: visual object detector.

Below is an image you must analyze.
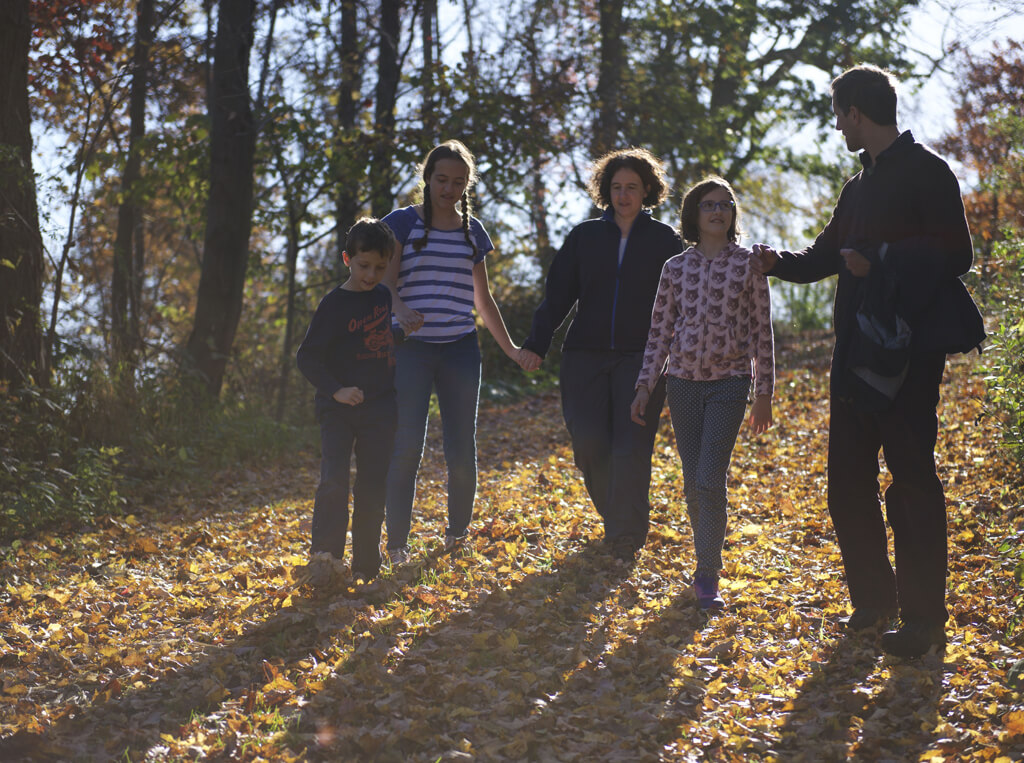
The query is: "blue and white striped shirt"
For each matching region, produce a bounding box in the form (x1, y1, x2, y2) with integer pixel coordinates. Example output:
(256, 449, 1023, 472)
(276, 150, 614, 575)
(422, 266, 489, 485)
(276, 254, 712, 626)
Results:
(383, 206, 492, 343)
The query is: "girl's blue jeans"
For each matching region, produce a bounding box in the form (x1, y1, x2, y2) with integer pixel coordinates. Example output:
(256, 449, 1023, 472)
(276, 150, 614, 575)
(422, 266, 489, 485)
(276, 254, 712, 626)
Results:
(385, 333, 481, 550)
(666, 374, 749, 578)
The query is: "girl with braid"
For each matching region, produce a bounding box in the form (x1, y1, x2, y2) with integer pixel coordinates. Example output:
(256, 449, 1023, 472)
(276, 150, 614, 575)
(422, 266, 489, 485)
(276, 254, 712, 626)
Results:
(382, 140, 536, 564)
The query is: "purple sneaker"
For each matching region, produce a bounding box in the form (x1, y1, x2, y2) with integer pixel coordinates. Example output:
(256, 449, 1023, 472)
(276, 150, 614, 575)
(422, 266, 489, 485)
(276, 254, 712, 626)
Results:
(694, 575, 725, 610)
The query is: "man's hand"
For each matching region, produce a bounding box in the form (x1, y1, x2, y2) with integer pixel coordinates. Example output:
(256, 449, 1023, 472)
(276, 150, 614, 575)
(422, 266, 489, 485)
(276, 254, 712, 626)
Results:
(840, 248, 871, 277)
(750, 243, 779, 274)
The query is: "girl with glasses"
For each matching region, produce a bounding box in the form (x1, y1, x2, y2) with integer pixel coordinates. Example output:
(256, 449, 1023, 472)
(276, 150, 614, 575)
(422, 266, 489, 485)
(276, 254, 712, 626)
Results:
(630, 176, 775, 608)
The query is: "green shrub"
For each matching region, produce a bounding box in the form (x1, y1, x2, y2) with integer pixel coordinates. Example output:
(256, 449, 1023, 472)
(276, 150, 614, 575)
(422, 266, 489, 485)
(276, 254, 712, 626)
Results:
(0, 363, 317, 544)
(982, 238, 1024, 466)
(0, 386, 125, 541)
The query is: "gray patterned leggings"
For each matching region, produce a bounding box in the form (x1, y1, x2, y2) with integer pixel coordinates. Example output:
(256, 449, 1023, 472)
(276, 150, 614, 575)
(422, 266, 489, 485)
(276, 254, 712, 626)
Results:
(666, 375, 750, 578)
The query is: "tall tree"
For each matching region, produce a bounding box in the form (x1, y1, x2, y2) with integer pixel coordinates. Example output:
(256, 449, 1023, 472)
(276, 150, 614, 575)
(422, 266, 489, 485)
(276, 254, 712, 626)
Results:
(0, 0, 44, 388)
(421, 0, 437, 134)
(334, 0, 363, 267)
(183, 0, 257, 396)
(111, 0, 156, 369)
(369, 0, 402, 217)
(938, 41, 1024, 272)
(591, 0, 625, 159)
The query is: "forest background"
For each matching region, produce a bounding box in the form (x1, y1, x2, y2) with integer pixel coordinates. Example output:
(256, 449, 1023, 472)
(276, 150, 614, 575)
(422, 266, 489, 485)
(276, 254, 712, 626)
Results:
(1, 0, 1024, 759)
(1, 0, 1023, 578)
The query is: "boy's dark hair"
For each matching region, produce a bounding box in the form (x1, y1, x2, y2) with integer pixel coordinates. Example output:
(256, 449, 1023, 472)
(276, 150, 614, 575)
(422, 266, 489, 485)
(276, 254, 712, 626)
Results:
(346, 217, 397, 258)
(679, 176, 742, 245)
(831, 64, 898, 126)
(587, 147, 671, 209)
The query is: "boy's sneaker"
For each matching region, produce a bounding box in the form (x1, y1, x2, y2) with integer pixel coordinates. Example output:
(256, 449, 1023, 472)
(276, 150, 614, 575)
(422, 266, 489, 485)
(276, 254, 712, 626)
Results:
(387, 547, 410, 565)
(880, 620, 946, 658)
(443, 533, 467, 553)
(694, 575, 725, 610)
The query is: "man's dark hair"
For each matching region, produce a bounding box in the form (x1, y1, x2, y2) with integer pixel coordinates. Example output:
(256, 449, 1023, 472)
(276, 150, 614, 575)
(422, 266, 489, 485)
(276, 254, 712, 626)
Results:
(831, 64, 898, 126)
(346, 217, 397, 259)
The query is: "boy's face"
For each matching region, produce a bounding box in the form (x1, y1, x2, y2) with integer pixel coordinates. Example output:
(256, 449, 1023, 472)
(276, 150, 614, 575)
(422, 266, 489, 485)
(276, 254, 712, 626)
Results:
(342, 249, 389, 292)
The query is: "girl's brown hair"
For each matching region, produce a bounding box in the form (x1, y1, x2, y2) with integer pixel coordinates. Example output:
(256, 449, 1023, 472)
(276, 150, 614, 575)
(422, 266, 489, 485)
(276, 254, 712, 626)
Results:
(679, 176, 742, 245)
(414, 139, 479, 256)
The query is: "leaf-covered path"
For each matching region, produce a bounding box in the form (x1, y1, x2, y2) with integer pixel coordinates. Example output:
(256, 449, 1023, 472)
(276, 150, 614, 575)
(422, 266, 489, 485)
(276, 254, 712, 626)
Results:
(2, 347, 1022, 761)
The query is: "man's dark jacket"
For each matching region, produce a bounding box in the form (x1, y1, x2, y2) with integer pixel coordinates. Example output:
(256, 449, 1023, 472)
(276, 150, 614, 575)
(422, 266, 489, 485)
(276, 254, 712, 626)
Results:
(769, 131, 984, 400)
(524, 210, 682, 357)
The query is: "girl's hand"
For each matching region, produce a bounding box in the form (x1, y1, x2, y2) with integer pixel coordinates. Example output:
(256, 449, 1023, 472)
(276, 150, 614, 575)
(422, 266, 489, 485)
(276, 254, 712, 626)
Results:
(630, 387, 650, 425)
(394, 301, 424, 334)
(333, 386, 364, 406)
(517, 348, 543, 372)
(749, 395, 772, 434)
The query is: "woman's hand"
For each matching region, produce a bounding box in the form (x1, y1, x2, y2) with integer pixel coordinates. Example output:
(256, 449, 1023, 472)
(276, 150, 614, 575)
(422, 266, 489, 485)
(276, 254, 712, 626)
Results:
(630, 387, 650, 425)
(517, 348, 543, 372)
(749, 394, 772, 434)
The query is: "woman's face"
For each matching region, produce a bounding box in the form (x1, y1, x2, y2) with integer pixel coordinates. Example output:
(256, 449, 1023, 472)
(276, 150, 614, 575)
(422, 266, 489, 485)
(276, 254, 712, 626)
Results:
(697, 186, 735, 241)
(427, 158, 469, 213)
(609, 167, 647, 223)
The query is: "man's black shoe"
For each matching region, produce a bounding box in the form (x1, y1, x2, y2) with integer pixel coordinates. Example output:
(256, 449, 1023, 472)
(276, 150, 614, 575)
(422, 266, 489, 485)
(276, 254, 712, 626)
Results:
(839, 607, 897, 631)
(881, 621, 946, 658)
(611, 538, 637, 566)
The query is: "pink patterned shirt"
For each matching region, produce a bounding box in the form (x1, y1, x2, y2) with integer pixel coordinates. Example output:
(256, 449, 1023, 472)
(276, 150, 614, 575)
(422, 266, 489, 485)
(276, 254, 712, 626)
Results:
(635, 242, 775, 398)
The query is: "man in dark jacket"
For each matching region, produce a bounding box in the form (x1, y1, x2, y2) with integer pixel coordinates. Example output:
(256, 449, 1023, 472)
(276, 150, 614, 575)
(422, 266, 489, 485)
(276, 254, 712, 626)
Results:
(751, 64, 984, 658)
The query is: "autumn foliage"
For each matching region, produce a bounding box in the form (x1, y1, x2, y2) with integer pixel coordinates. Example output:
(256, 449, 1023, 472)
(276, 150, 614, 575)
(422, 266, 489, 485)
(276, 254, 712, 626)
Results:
(1, 341, 1021, 761)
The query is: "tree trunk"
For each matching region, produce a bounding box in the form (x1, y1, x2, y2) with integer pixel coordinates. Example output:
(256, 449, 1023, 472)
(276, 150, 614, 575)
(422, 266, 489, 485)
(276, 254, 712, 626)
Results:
(183, 0, 257, 397)
(369, 0, 402, 218)
(591, 0, 625, 160)
(0, 0, 44, 389)
(111, 0, 155, 370)
(334, 0, 362, 270)
(421, 0, 436, 135)
(274, 187, 300, 423)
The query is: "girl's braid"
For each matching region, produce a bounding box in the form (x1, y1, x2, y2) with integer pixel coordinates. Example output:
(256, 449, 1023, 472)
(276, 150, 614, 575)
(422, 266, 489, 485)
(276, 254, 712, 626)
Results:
(460, 191, 478, 257)
(413, 185, 433, 252)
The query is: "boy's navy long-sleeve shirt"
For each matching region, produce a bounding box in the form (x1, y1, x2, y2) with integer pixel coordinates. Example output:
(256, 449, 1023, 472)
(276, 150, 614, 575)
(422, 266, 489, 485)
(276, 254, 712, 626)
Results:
(523, 210, 683, 357)
(296, 284, 395, 403)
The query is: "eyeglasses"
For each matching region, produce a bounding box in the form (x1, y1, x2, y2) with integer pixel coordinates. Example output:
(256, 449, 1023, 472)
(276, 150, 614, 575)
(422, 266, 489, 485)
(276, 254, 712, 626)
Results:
(699, 200, 735, 212)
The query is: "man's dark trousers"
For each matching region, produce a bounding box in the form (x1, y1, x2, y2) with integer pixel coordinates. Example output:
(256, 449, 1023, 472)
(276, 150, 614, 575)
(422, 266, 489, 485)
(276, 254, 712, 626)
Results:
(827, 350, 948, 625)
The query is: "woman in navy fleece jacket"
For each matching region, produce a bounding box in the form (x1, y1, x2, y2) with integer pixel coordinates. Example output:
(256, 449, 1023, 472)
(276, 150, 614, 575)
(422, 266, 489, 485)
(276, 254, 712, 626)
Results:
(522, 148, 682, 563)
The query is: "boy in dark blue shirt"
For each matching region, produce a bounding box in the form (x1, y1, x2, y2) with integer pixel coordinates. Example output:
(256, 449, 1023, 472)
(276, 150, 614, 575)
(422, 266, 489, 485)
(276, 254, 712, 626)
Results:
(296, 218, 398, 585)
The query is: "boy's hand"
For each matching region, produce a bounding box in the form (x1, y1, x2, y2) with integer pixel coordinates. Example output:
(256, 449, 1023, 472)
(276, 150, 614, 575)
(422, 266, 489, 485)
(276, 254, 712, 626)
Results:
(333, 386, 364, 406)
(748, 395, 772, 434)
(630, 387, 650, 425)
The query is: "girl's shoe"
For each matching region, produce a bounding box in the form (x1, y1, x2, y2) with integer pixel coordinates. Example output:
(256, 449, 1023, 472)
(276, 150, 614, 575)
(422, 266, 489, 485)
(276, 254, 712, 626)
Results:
(694, 575, 725, 610)
(387, 547, 410, 565)
(443, 534, 467, 553)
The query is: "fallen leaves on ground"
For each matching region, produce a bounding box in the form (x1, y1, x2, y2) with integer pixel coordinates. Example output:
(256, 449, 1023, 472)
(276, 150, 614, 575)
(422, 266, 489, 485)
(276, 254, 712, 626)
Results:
(1, 343, 1022, 761)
